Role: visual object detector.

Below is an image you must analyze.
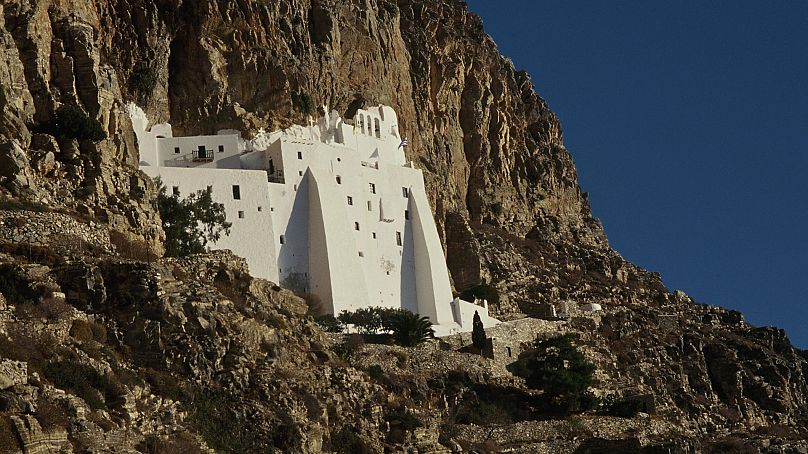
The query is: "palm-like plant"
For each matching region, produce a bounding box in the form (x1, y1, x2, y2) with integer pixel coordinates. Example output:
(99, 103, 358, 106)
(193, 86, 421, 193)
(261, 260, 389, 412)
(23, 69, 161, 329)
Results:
(385, 309, 434, 347)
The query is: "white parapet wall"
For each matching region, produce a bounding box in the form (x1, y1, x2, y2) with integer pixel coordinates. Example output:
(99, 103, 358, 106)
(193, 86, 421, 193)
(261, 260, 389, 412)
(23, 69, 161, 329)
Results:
(129, 103, 499, 335)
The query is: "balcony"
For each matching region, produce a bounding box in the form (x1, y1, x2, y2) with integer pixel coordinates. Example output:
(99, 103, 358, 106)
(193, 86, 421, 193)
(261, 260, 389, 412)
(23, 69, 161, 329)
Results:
(192, 149, 214, 162)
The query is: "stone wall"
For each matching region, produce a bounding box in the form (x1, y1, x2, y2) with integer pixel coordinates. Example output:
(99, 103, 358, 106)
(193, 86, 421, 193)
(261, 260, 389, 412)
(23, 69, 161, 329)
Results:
(0, 210, 113, 255)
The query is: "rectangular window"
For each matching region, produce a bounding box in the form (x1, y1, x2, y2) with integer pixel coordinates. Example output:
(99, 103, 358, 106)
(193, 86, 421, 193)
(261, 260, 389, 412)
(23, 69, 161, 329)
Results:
(280, 235, 285, 244)
(297, 151, 302, 160)
(257, 206, 262, 212)
(354, 222, 360, 231)
(396, 231, 402, 246)
(174, 146, 180, 154)
(172, 186, 180, 196)
(298, 170, 303, 176)
(372, 232, 377, 239)
(367, 201, 372, 211)
(405, 210, 410, 220)
(358, 251, 364, 257)
(369, 183, 376, 194)
(232, 185, 241, 200)
(402, 187, 408, 197)
(218, 145, 225, 153)
(238, 210, 245, 219)
(347, 196, 353, 205)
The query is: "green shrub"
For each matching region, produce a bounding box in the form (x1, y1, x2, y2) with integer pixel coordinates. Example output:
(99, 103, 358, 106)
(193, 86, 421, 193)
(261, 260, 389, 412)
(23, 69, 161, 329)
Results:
(43, 360, 121, 410)
(367, 364, 385, 381)
(290, 91, 313, 115)
(144, 368, 186, 402)
(333, 333, 365, 360)
(515, 334, 595, 413)
(186, 387, 271, 452)
(69, 319, 106, 343)
(314, 314, 343, 333)
(380, 1, 399, 20)
(130, 67, 157, 93)
(35, 105, 106, 142)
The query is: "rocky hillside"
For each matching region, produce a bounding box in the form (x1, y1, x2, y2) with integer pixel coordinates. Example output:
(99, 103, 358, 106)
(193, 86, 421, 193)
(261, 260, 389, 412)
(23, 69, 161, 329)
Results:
(1, 0, 807, 452)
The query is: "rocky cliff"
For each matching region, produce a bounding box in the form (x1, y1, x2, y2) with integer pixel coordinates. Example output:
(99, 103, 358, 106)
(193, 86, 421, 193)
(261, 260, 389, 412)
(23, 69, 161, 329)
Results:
(1, 0, 807, 452)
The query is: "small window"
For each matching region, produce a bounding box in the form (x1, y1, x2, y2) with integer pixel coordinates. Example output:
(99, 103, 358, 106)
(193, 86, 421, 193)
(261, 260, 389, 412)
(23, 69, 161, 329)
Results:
(396, 231, 402, 246)
(172, 186, 180, 196)
(238, 210, 245, 219)
(280, 235, 285, 244)
(232, 185, 241, 200)
(174, 146, 180, 154)
(337, 157, 341, 162)
(358, 251, 364, 257)
(270, 207, 274, 212)
(369, 183, 376, 194)
(336, 175, 342, 184)
(405, 210, 410, 220)
(367, 201, 372, 211)
(298, 170, 303, 176)
(218, 145, 225, 153)
(297, 151, 302, 160)
(372, 232, 377, 239)
(257, 206, 262, 212)
(347, 196, 353, 206)
(354, 222, 360, 231)
(293, 184, 297, 191)
(374, 118, 381, 138)
(402, 187, 409, 197)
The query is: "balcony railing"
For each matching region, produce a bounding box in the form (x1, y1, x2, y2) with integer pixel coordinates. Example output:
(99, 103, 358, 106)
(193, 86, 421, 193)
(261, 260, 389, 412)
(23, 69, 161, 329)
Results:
(192, 149, 214, 162)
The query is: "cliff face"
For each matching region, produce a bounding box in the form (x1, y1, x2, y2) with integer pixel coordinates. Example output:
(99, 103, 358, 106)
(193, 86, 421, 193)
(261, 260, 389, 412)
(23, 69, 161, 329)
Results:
(2, 0, 601, 248)
(1, 0, 807, 452)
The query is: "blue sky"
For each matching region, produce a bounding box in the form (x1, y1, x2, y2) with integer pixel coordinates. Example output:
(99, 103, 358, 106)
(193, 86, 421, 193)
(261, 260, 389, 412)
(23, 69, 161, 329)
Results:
(465, 1, 808, 348)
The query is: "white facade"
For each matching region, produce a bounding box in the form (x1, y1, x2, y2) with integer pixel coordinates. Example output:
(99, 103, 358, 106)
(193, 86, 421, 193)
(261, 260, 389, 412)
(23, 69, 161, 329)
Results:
(129, 104, 498, 336)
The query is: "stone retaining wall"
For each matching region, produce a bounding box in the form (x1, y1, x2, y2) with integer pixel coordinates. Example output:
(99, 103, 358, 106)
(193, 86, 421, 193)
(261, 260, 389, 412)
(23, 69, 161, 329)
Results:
(0, 210, 113, 255)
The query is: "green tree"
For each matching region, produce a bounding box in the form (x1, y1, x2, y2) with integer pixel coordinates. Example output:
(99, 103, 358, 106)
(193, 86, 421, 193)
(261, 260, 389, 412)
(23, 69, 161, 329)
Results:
(519, 334, 595, 412)
(471, 310, 486, 351)
(156, 179, 232, 257)
(384, 309, 434, 347)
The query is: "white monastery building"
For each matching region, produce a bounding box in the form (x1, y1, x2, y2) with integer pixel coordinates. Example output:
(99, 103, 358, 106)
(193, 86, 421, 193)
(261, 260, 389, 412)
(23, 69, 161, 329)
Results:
(129, 104, 498, 336)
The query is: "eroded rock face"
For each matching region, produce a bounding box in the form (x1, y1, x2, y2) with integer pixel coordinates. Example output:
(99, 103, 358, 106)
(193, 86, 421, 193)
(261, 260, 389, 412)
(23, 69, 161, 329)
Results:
(0, 0, 163, 254)
(1, 0, 603, 258)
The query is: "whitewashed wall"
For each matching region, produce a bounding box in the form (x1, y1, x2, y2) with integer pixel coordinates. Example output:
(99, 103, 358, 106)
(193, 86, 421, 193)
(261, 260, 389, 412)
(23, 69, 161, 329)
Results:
(131, 103, 498, 335)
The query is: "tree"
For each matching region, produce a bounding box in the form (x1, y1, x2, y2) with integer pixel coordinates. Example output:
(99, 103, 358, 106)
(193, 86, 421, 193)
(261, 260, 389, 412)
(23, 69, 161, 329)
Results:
(518, 334, 595, 412)
(471, 310, 486, 351)
(156, 179, 232, 257)
(384, 309, 434, 347)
